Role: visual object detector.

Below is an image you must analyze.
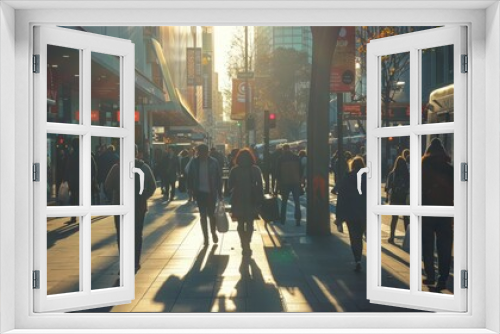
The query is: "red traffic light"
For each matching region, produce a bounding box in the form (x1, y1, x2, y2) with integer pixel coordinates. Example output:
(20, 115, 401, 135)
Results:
(269, 113, 276, 128)
(269, 113, 276, 120)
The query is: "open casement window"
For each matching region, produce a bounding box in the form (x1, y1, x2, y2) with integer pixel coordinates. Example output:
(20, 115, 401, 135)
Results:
(366, 26, 467, 312)
(33, 26, 136, 312)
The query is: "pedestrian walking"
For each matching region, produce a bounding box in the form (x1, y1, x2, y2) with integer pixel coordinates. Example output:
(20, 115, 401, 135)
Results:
(97, 144, 119, 204)
(298, 150, 307, 195)
(186, 144, 223, 246)
(178, 149, 190, 194)
(336, 156, 367, 272)
(275, 144, 302, 226)
(385, 156, 410, 244)
(106, 145, 157, 273)
(63, 138, 80, 222)
(269, 147, 283, 195)
(228, 148, 264, 256)
(421, 137, 454, 291)
(160, 146, 180, 201)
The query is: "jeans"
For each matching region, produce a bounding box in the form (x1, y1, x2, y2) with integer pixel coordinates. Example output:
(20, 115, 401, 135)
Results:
(422, 216, 453, 283)
(114, 208, 147, 270)
(196, 191, 217, 242)
(346, 219, 366, 263)
(280, 184, 302, 224)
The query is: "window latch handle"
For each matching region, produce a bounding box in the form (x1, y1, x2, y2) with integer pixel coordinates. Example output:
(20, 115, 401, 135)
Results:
(357, 167, 370, 195)
(130, 161, 144, 195)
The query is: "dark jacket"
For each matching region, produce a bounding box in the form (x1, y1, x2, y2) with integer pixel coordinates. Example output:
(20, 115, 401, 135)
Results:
(276, 151, 302, 186)
(186, 156, 222, 198)
(422, 155, 454, 206)
(336, 171, 367, 221)
(161, 152, 180, 182)
(105, 159, 157, 212)
(228, 165, 263, 220)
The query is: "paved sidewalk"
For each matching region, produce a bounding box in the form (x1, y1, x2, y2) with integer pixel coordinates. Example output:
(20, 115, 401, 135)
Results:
(46, 188, 451, 313)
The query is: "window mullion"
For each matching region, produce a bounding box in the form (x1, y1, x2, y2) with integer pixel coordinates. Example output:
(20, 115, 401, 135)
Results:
(82, 47, 92, 295)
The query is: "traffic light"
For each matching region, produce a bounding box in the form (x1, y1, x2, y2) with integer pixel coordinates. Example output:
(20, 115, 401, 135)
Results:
(269, 113, 276, 128)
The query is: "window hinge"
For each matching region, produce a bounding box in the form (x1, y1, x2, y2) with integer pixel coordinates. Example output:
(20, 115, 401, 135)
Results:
(33, 54, 40, 73)
(461, 270, 468, 289)
(33, 270, 40, 289)
(33, 163, 40, 182)
(461, 162, 468, 181)
(461, 54, 468, 73)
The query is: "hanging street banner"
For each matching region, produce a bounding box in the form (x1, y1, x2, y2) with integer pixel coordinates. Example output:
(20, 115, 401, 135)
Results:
(231, 78, 254, 120)
(187, 47, 202, 86)
(330, 26, 356, 93)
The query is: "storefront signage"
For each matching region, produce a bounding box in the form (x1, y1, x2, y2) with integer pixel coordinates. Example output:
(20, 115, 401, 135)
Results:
(330, 26, 356, 93)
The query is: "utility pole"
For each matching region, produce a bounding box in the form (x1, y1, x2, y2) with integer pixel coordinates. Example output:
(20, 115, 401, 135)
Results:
(263, 109, 270, 193)
(244, 26, 252, 147)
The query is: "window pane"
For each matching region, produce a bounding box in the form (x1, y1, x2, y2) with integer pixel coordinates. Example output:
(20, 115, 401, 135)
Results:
(380, 52, 410, 127)
(381, 215, 410, 290)
(422, 45, 454, 124)
(421, 216, 454, 295)
(91, 215, 121, 290)
(47, 134, 80, 206)
(47, 216, 80, 295)
(92, 137, 121, 206)
(47, 45, 80, 124)
(91, 52, 121, 127)
(421, 134, 453, 206)
(381, 136, 410, 205)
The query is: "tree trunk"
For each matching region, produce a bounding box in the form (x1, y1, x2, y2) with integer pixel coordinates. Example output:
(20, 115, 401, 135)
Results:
(306, 27, 340, 236)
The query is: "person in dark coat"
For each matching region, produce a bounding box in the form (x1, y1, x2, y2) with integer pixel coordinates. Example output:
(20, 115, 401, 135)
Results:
(97, 144, 119, 203)
(63, 138, 80, 223)
(275, 144, 302, 226)
(186, 144, 223, 246)
(386, 156, 410, 243)
(106, 145, 157, 272)
(336, 156, 367, 272)
(161, 146, 180, 201)
(228, 148, 264, 256)
(178, 149, 190, 195)
(421, 137, 454, 291)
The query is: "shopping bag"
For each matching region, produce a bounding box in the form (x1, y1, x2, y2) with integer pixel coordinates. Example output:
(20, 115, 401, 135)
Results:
(215, 200, 229, 233)
(58, 181, 70, 205)
(402, 224, 410, 253)
(259, 194, 280, 222)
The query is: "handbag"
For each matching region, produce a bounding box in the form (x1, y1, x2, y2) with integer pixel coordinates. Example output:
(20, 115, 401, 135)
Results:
(58, 181, 70, 205)
(260, 194, 280, 222)
(215, 200, 229, 233)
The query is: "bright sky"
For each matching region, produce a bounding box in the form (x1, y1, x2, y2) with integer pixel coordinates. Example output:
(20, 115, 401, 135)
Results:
(213, 26, 239, 92)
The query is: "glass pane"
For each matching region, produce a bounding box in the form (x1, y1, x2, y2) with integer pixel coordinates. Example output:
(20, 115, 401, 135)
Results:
(421, 216, 454, 295)
(422, 45, 454, 124)
(47, 45, 80, 124)
(380, 52, 410, 127)
(47, 216, 80, 295)
(381, 136, 410, 205)
(47, 134, 80, 206)
(381, 215, 410, 290)
(421, 134, 454, 206)
(92, 137, 121, 206)
(91, 215, 121, 290)
(91, 52, 121, 127)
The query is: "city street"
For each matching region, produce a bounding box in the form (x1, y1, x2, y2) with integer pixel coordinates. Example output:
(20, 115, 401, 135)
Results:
(45, 185, 451, 313)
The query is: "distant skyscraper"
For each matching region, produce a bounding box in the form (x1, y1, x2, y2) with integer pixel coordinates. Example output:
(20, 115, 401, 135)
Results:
(255, 26, 312, 64)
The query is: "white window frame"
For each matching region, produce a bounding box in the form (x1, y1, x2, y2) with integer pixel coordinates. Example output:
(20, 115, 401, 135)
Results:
(365, 26, 467, 312)
(0, 1, 498, 333)
(33, 26, 136, 313)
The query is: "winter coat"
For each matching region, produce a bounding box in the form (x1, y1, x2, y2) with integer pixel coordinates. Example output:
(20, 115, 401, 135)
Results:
(422, 155, 454, 206)
(105, 159, 157, 212)
(276, 151, 302, 186)
(228, 165, 263, 221)
(336, 171, 367, 222)
(186, 156, 222, 198)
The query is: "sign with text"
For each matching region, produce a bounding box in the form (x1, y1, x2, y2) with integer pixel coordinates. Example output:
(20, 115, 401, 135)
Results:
(231, 78, 254, 120)
(330, 26, 355, 93)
